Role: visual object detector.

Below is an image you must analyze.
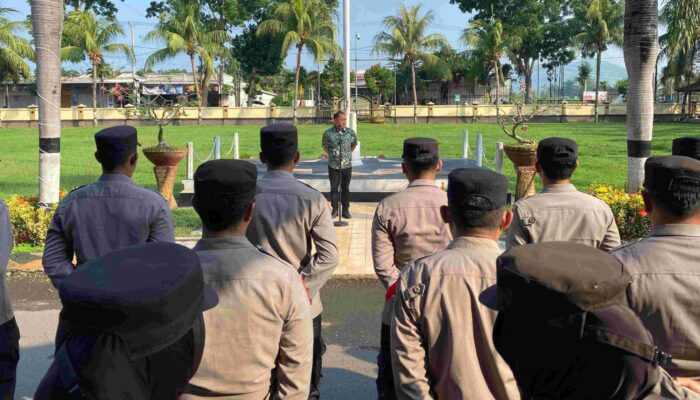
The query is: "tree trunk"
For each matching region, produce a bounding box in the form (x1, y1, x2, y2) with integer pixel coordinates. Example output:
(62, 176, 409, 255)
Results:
(31, 0, 63, 206)
(494, 59, 500, 119)
(247, 67, 257, 107)
(624, 0, 658, 192)
(524, 69, 533, 104)
(293, 46, 302, 125)
(92, 62, 98, 126)
(4, 83, 9, 108)
(411, 62, 418, 124)
(189, 54, 201, 124)
(201, 68, 211, 109)
(595, 49, 601, 123)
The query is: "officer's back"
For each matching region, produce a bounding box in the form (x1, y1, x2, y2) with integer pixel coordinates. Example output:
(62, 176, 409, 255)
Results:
(506, 137, 621, 251)
(42, 126, 174, 287)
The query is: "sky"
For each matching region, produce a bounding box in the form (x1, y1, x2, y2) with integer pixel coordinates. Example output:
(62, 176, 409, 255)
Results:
(11, 0, 628, 76)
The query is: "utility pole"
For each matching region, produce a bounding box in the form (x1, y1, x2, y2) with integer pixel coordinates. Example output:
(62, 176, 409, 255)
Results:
(130, 22, 139, 105)
(354, 33, 360, 112)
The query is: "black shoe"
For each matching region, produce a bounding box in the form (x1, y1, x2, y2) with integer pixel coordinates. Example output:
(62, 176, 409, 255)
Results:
(331, 209, 339, 218)
(342, 210, 352, 219)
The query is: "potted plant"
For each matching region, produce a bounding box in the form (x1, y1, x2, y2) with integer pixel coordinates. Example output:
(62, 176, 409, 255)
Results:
(125, 93, 191, 209)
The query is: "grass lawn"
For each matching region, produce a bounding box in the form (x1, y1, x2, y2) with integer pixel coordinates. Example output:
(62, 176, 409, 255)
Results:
(2, 121, 700, 235)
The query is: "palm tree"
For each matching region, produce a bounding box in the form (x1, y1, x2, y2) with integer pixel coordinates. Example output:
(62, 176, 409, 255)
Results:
(145, 2, 227, 121)
(462, 18, 515, 114)
(575, 0, 624, 122)
(577, 61, 592, 98)
(0, 7, 34, 108)
(62, 10, 134, 126)
(374, 5, 449, 123)
(31, 0, 63, 206)
(623, 0, 658, 192)
(257, 0, 340, 125)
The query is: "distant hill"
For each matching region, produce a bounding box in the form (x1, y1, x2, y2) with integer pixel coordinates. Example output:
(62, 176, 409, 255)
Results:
(533, 60, 628, 90)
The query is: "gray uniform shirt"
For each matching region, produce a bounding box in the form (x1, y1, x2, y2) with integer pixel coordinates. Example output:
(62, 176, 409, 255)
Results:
(506, 183, 621, 251)
(185, 236, 313, 400)
(612, 224, 700, 378)
(247, 170, 339, 318)
(43, 174, 174, 287)
(0, 200, 14, 325)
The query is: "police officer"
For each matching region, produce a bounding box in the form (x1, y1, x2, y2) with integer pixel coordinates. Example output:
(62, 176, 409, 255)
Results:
(673, 137, 700, 160)
(391, 168, 519, 400)
(322, 111, 358, 219)
(612, 156, 700, 379)
(481, 242, 698, 399)
(247, 124, 339, 400)
(371, 138, 452, 399)
(185, 159, 313, 399)
(506, 137, 621, 251)
(42, 126, 174, 288)
(0, 199, 19, 399)
(34, 242, 218, 399)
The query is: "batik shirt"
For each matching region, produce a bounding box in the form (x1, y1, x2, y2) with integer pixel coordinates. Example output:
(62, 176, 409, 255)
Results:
(322, 126, 358, 170)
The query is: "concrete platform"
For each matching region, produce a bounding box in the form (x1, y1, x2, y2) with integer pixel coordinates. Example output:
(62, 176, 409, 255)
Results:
(179, 157, 478, 204)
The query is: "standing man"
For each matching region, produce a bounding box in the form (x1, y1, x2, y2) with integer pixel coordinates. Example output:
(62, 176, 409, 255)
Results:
(0, 199, 19, 400)
(391, 168, 519, 399)
(43, 126, 174, 288)
(673, 137, 700, 160)
(506, 137, 621, 251)
(186, 159, 313, 399)
(322, 111, 357, 219)
(612, 156, 700, 379)
(248, 124, 339, 400)
(371, 138, 452, 400)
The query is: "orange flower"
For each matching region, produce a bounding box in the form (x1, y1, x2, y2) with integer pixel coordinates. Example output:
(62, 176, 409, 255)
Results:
(638, 209, 648, 218)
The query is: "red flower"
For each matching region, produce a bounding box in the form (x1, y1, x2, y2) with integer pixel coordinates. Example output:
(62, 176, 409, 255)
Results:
(638, 209, 648, 218)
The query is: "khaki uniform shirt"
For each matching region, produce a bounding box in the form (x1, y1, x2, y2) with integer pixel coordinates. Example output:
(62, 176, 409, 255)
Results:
(42, 174, 175, 287)
(0, 200, 14, 325)
(185, 236, 313, 400)
(647, 370, 700, 399)
(506, 183, 621, 251)
(391, 237, 519, 400)
(612, 224, 700, 378)
(247, 170, 339, 318)
(371, 179, 452, 325)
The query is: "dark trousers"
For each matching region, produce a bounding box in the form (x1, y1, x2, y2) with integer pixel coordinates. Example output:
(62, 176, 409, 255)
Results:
(0, 318, 20, 400)
(328, 167, 352, 212)
(309, 315, 326, 400)
(376, 323, 396, 400)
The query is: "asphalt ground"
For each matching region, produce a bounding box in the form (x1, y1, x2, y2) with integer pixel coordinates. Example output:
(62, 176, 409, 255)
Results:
(8, 273, 384, 399)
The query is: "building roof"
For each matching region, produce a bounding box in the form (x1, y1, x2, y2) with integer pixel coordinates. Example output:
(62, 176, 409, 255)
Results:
(677, 80, 700, 93)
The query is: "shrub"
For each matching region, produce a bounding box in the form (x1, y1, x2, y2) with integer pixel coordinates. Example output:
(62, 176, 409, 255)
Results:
(587, 184, 649, 242)
(6, 193, 66, 247)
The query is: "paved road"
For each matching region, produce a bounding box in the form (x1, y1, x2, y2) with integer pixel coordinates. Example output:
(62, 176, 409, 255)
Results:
(9, 274, 384, 399)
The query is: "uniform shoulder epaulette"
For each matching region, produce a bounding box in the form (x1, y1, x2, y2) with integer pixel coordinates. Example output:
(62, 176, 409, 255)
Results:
(68, 185, 88, 194)
(296, 179, 320, 193)
(610, 239, 642, 253)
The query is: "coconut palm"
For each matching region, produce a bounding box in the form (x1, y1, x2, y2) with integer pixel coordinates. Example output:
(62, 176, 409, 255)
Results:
(257, 0, 340, 125)
(62, 10, 134, 126)
(462, 18, 516, 113)
(374, 5, 449, 123)
(0, 7, 34, 82)
(31, 0, 63, 205)
(145, 2, 227, 119)
(623, 0, 658, 192)
(577, 61, 592, 98)
(575, 0, 624, 122)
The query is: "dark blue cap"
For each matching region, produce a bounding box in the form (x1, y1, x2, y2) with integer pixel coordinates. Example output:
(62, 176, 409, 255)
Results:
(95, 126, 140, 154)
(260, 124, 298, 157)
(537, 137, 578, 164)
(402, 138, 439, 161)
(59, 242, 218, 360)
(194, 159, 259, 200)
(448, 168, 508, 210)
(672, 137, 700, 160)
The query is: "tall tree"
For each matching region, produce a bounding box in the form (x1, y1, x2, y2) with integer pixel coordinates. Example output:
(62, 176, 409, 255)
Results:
(62, 10, 133, 126)
(623, 0, 658, 192)
(0, 6, 34, 108)
(577, 61, 592, 98)
(574, 0, 624, 122)
(373, 5, 449, 123)
(145, 2, 227, 120)
(65, 0, 123, 19)
(257, 0, 340, 124)
(364, 64, 395, 104)
(31, 0, 63, 206)
(232, 22, 284, 106)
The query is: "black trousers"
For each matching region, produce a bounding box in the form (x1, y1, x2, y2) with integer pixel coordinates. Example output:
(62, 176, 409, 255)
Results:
(309, 315, 326, 400)
(0, 318, 20, 400)
(376, 323, 396, 400)
(328, 167, 352, 212)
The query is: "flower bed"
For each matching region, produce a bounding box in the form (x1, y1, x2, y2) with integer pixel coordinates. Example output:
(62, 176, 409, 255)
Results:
(587, 184, 649, 242)
(6, 193, 66, 247)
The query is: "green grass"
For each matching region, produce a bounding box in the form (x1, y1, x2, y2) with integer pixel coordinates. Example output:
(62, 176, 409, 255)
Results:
(2, 122, 700, 234)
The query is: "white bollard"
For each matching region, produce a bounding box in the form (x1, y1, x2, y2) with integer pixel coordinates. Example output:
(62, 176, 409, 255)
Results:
(476, 134, 484, 168)
(234, 132, 240, 160)
(214, 136, 221, 160)
(352, 141, 363, 167)
(495, 142, 504, 174)
(462, 129, 469, 159)
(186, 142, 194, 180)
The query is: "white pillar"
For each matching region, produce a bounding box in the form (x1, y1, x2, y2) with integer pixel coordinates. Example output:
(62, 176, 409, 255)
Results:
(495, 142, 504, 174)
(214, 136, 221, 160)
(233, 132, 240, 160)
(352, 141, 363, 167)
(462, 129, 469, 159)
(343, 0, 351, 120)
(186, 142, 194, 179)
(476, 134, 484, 167)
